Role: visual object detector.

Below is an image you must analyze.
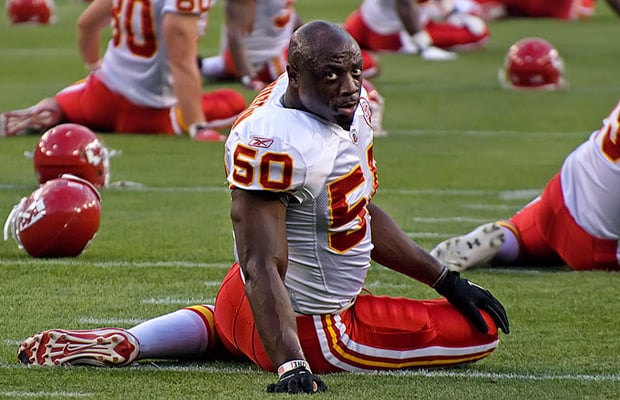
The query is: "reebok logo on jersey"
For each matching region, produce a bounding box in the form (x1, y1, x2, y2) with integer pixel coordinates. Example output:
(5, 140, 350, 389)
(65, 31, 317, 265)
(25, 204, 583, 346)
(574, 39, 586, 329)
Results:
(249, 137, 274, 148)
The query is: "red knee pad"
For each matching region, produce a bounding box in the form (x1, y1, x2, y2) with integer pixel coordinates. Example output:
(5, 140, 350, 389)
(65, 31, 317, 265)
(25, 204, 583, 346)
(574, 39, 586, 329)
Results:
(201, 89, 247, 129)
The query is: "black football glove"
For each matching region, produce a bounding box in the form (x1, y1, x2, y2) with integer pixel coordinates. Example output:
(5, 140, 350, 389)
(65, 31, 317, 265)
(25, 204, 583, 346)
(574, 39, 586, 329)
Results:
(434, 268, 510, 334)
(266, 366, 327, 394)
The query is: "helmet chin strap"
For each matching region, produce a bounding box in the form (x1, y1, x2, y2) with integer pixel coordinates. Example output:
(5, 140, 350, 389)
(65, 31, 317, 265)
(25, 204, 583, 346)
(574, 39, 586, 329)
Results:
(3, 197, 26, 247)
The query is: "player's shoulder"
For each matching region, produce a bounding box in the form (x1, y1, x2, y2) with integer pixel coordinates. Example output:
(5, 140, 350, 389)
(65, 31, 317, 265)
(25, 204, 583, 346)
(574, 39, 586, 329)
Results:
(231, 80, 329, 150)
(229, 105, 324, 158)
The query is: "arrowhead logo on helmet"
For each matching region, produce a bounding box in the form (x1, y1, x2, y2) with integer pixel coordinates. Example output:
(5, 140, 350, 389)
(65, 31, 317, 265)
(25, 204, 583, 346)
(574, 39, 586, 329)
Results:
(33, 123, 111, 188)
(3, 174, 101, 258)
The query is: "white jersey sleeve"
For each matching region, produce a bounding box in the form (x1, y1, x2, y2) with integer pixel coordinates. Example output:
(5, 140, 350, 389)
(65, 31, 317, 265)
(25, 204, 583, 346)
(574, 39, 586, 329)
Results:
(561, 99, 620, 239)
(99, 0, 214, 108)
(225, 75, 379, 314)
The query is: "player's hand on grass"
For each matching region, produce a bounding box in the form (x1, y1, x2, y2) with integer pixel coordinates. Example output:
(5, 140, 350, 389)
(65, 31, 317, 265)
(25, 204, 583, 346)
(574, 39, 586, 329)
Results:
(433, 268, 510, 334)
(266, 366, 327, 394)
(401, 31, 457, 61)
(241, 75, 268, 91)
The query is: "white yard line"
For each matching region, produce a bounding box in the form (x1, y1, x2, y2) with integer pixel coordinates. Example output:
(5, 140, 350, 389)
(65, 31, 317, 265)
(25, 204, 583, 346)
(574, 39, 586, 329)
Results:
(1, 362, 615, 382)
(0, 391, 93, 398)
(362, 369, 620, 382)
(0, 259, 232, 268)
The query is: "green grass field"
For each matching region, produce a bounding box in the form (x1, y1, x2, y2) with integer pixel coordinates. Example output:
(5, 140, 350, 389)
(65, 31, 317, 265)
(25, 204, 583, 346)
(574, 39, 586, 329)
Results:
(1, 1, 619, 399)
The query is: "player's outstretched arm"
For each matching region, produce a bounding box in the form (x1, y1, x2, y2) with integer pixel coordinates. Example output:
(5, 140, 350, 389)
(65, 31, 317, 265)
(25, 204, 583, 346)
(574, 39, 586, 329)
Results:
(369, 202, 446, 285)
(606, 0, 620, 17)
(163, 12, 206, 133)
(230, 189, 326, 394)
(225, 0, 266, 90)
(76, 0, 113, 70)
(368, 202, 509, 334)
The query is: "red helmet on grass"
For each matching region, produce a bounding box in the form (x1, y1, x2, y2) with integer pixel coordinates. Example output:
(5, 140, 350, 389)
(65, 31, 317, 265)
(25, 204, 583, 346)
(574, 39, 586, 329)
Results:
(498, 37, 566, 90)
(34, 123, 111, 188)
(3, 175, 101, 258)
(7, 0, 55, 24)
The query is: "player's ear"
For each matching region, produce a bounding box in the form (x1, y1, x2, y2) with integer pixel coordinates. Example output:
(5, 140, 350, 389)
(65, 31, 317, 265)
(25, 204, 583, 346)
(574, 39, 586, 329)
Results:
(286, 64, 299, 88)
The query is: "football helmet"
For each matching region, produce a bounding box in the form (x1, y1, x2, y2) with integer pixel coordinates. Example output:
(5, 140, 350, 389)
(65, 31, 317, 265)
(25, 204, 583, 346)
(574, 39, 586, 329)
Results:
(33, 123, 110, 188)
(7, 0, 55, 25)
(3, 174, 101, 258)
(499, 37, 566, 90)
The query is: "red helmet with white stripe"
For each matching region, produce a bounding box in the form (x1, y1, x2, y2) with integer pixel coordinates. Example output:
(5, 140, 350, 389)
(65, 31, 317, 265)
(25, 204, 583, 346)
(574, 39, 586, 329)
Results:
(3, 175, 101, 258)
(499, 37, 567, 90)
(7, 0, 55, 24)
(34, 123, 111, 188)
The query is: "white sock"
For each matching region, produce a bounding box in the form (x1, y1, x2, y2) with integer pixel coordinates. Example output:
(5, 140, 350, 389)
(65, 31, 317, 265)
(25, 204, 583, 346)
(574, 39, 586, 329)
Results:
(495, 226, 520, 263)
(129, 307, 213, 359)
(200, 56, 226, 79)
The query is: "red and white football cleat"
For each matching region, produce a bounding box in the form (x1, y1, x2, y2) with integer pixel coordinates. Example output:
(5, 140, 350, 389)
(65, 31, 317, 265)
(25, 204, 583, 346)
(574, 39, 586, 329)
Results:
(0, 103, 60, 137)
(17, 328, 139, 367)
(193, 128, 227, 142)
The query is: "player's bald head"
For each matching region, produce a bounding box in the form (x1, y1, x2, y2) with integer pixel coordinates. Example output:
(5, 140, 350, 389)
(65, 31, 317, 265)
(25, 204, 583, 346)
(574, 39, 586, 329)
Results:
(288, 20, 361, 70)
(284, 20, 363, 130)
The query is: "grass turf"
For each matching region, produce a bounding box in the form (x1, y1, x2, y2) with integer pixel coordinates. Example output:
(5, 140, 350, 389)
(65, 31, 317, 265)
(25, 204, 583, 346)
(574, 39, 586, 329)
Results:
(0, 1, 619, 399)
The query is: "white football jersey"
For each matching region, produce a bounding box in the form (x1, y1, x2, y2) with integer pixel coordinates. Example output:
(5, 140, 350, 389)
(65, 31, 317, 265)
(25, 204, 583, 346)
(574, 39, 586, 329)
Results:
(242, 0, 297, 65)
(561, 99, 620, 239)
(360, 0, 403, 34)
(100, 0, 213, 108)
(360, 0, 452, 31)
(224, 75, 379, 315)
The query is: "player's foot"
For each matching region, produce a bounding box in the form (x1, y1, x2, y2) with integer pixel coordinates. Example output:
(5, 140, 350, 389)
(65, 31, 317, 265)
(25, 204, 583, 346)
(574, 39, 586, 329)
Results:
(193, 129, 226, 142)
(430, 222, 505, 272)
(17, 328, 139, 367)
(0, 106, 58, 137)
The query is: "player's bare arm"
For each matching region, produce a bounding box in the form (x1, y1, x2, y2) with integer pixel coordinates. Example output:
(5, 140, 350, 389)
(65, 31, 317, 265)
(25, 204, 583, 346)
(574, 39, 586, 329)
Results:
(368, 202, 444, 285)
(395, 0, 422, 35)
(163, 12, 205, 130)
(230, 188, 307, 368)
(225, 0, 258, 80)
(76, 0, 112, 69)
(606, 0, 620, 16)
(368, 202, 510, 334)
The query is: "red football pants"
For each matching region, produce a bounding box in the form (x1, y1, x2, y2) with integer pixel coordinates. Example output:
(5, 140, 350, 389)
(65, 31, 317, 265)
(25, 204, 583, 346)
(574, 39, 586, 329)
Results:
(214, 263, 500, 373)
(56, 73, 178, 134)
(510, 173, 620, 270)
(56, 73, 246, 134)
(343, 9, 488, 51)
(476, 0, 580, 19)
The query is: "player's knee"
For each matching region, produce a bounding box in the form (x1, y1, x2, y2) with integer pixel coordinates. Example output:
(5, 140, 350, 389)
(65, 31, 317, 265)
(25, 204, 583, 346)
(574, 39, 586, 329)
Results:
(201, 89, 247, 123)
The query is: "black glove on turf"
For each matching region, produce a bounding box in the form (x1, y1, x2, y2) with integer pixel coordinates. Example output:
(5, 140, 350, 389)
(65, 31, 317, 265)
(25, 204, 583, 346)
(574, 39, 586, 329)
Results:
(266, 366, 327, 394)
(434, 269, 510, 334)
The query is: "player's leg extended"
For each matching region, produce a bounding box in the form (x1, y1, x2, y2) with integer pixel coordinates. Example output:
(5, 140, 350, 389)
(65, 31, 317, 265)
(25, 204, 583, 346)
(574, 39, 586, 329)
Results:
(520, 173, 620, 270)
(18, 305, 218, 366)
(0, 97, 62, 137)
(430, 222, 507, 271)
(18, 328, 139, 366)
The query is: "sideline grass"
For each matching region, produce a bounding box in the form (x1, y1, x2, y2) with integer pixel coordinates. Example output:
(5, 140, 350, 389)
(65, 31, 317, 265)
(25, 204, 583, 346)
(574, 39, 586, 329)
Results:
(1, 1, 619, 399)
